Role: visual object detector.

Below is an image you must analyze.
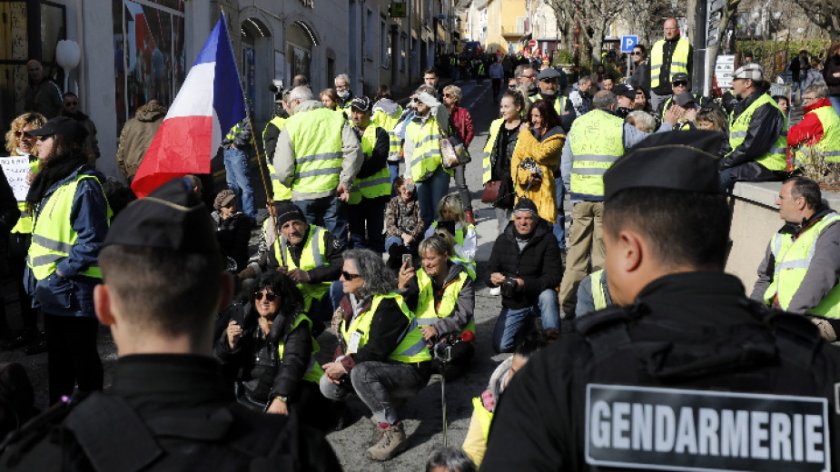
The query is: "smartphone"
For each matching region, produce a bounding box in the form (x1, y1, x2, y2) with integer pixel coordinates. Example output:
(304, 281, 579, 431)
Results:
(402, 254, 412, 266)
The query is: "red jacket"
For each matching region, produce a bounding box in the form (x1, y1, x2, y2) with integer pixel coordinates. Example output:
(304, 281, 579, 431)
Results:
(448, 105, 474, 146)
(788, 98, 833, 149)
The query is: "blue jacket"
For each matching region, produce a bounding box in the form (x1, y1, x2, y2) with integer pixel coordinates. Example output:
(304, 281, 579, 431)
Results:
(25, 165, 109, 317)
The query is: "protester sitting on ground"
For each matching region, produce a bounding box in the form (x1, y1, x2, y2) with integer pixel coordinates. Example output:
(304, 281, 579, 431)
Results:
(695, 104, 728, 132)
(426, 447, 477, 472)
(321, 249, 432, 461)
(486, 198, 562, 353)
(215, 272, 331, 430)
(2, 112, 45, 353)
(399, 233, 476, 379)
(625, 111, 657, 133)
(575, 268, 612, 316)
(211, 189, 251, 272)
(442, 84, 476, 224)
(384, 177, 425, 269)
(462, 335, 545, 466)
(424, 192, 477, 274)
(237, 202, 342, 327)
(511, 99, 564, 225)
(483, 90, 526, 234)
(632, 84, 653, 113)
(774, 95, 790, 118)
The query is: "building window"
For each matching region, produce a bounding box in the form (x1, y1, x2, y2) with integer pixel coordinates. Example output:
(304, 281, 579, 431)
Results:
(113, 0, 185, 130)
(381, 20, 390, 69)
(364, 8, 373, 60)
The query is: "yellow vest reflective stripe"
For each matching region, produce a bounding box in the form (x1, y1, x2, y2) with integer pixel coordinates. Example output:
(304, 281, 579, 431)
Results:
(568, 110, 624, 198)
(341, 293, 432, 363)
(350, 125, 391, 204)
(262, 116, 292, 201)
(590, 269, 608, 311)
(794, 107, 840, 167)
(277, 313, 325, 384)
(11, 158, 39, 234)
(429, 221, 477, 278)
(650, 37, 690, 89)
(483, 118, 505, 185)
(28, 174, 111, 281)
(284, 108, 345, 196)
(471, 396, 493, 443)
(406, 117, 444, 182)
(765, 213, 840, 317)
(372, 107, 404, 161)
(763, 231, 793, 307)
(415, 267, 476, 336)
(225, 121, 245, 142)
(273, 226, 332, 310)
(530, 94, 567, 116)
(727, 94, 788, 172)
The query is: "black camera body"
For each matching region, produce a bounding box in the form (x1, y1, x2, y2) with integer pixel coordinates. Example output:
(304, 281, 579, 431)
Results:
(501, 276, 517, 298)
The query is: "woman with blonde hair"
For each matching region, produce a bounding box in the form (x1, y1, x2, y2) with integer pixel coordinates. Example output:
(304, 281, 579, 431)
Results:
(2, 112, 46, 351)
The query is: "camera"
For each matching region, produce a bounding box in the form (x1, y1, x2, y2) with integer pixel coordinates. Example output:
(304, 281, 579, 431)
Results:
(433, 340, 454, 363)
(501, 277, 518, 298)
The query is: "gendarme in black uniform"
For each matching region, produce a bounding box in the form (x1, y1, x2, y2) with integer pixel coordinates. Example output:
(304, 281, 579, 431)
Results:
(0, 178, 340, 471)
(482, 131, 840, 471)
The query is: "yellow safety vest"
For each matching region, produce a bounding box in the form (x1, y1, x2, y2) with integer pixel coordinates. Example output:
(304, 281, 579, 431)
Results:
(650, 37, 690, 89)
(792, 106, 840, 167)
(483, 118, 505, 185)
(415, 267, 476, 337)
(568, 109, 624, 198)
(11, 157, 39, 234)
(530, 94, 567, 116)
(372, 106, 404, 161)
(277, 313, 325, 384)
(284, 108, 345, 197)
(341, 293, 432, 363)
(727, 93, 788, 172)
(349, 125, 391, 205)
(28, 173, 111, 281)
(764, 213, 840, 317)
(590, 269, 608, 311)
(471, 396, 493, 444)
(428, 221, 477, 278)
(262, 116, 292, 201)
(405, 117, 446, 182)
(273, 226, 332, 311)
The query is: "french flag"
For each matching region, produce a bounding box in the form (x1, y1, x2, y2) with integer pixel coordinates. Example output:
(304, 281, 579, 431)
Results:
(131, 13, 246, 197)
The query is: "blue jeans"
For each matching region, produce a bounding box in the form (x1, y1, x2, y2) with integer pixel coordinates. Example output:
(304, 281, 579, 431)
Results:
(416, 166, 451, 227)
(492, 289, 560, 353)
(830, 96, 840, 117)
(388, 162, 400, 195)
(295, 195, 347, 249)
(223, 147, 256, 219)
(553, 178, 567, 250)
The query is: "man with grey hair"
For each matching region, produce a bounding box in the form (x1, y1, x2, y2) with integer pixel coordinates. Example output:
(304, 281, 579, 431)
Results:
(273, 86, 362, 247)
(515, 64, 539, 99)
(558, 90, 658, 318)
(787, 83, 840, 168)
(334, 73, 355, 111)
(568, 76, 592, 116)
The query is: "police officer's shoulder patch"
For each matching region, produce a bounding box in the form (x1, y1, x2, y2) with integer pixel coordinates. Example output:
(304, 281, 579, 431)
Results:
(585, 383, 830, 471)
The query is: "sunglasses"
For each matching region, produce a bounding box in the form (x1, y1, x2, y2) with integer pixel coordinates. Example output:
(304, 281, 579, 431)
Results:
(254, 291, 277, 302)
(14, 131, 34, 138)
(342, 271, 362, 281)
(631, 51, 642, 56)
(672, 81, 688, 87)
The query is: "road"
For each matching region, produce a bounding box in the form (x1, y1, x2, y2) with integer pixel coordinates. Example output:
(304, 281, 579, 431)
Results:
(0, 78, 510, 471)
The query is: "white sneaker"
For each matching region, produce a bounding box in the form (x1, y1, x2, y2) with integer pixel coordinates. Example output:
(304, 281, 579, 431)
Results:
(490, 286, 501, 296)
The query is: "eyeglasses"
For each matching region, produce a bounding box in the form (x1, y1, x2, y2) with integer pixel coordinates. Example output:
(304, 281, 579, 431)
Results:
(631, 51, 642, 56)
(521, 75, 535, 79)
(254, 291, 277, 302)
(672, 81, 688, 87)
(341, 271, 362, 281)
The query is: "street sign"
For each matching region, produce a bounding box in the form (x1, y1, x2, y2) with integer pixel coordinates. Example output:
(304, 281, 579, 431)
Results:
(620, 35, 638, 54)
(715, 55, 735, 88)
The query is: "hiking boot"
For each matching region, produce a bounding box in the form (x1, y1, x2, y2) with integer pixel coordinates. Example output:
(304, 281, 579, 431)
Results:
(367, 422, 407, 461)
(369, 417, 384, 444)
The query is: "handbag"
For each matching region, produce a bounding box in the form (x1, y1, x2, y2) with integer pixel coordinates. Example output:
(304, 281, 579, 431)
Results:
(440, 137, 461, 169)
(481, 180, 501, 204)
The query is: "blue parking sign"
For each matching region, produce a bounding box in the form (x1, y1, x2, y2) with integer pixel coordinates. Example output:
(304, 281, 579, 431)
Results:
(620, 35, 638, 53)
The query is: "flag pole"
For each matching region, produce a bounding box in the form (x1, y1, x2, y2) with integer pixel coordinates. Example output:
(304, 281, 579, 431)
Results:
(219, 9, 276, 232)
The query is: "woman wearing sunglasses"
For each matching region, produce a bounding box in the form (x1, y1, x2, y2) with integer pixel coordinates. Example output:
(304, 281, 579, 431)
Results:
(215, 271, 331, 430)
(321, 248, 432, 461)
(630, 45, 650, 92)
(2, 112, 45, 351)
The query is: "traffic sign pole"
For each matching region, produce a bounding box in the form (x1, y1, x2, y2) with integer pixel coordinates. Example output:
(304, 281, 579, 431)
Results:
(620, 35, 638, 82)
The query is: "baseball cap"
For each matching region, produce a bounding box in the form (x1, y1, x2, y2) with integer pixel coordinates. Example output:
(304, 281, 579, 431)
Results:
(674, 92, 696, 107)
(616, 83, 636, 100)
(537, 68, 562, 81)
(733, 63, 764, 82)
(26, 116, 88, 143)
(671, 72, 690, 84)
(350, 96, 371, 112)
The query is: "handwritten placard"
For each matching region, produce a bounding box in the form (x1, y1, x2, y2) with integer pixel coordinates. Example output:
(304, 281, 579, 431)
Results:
(0, 156, 31, 201)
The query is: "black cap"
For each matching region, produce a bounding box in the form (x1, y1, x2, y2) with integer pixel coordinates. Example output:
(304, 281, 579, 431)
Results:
(671, 72, 690, 84)
(604, 131, 724, 200)
(674, 92, 696, 107)
(27, 116, 88, 143)
(513, 197, 539, 215)
(103, 177, 219, 253)
(274, 201, 306, 227)
(616, 83, 636, 100)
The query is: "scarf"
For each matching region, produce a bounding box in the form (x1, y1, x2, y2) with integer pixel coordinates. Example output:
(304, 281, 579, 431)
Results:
(26, 153, 87, 206)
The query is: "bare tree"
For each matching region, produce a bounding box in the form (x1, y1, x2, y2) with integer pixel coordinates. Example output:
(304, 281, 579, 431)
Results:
(546, 0, 576, 53)
(705, 0, 742, 89)
(790, 0, 840, 40)
(576, 0, 624, 64)
(628, 0, 678, 48)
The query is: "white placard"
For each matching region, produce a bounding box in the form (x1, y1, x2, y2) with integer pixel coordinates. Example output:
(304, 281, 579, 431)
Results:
(0, 156, 31, 202)
(715, 55, 736, 88)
